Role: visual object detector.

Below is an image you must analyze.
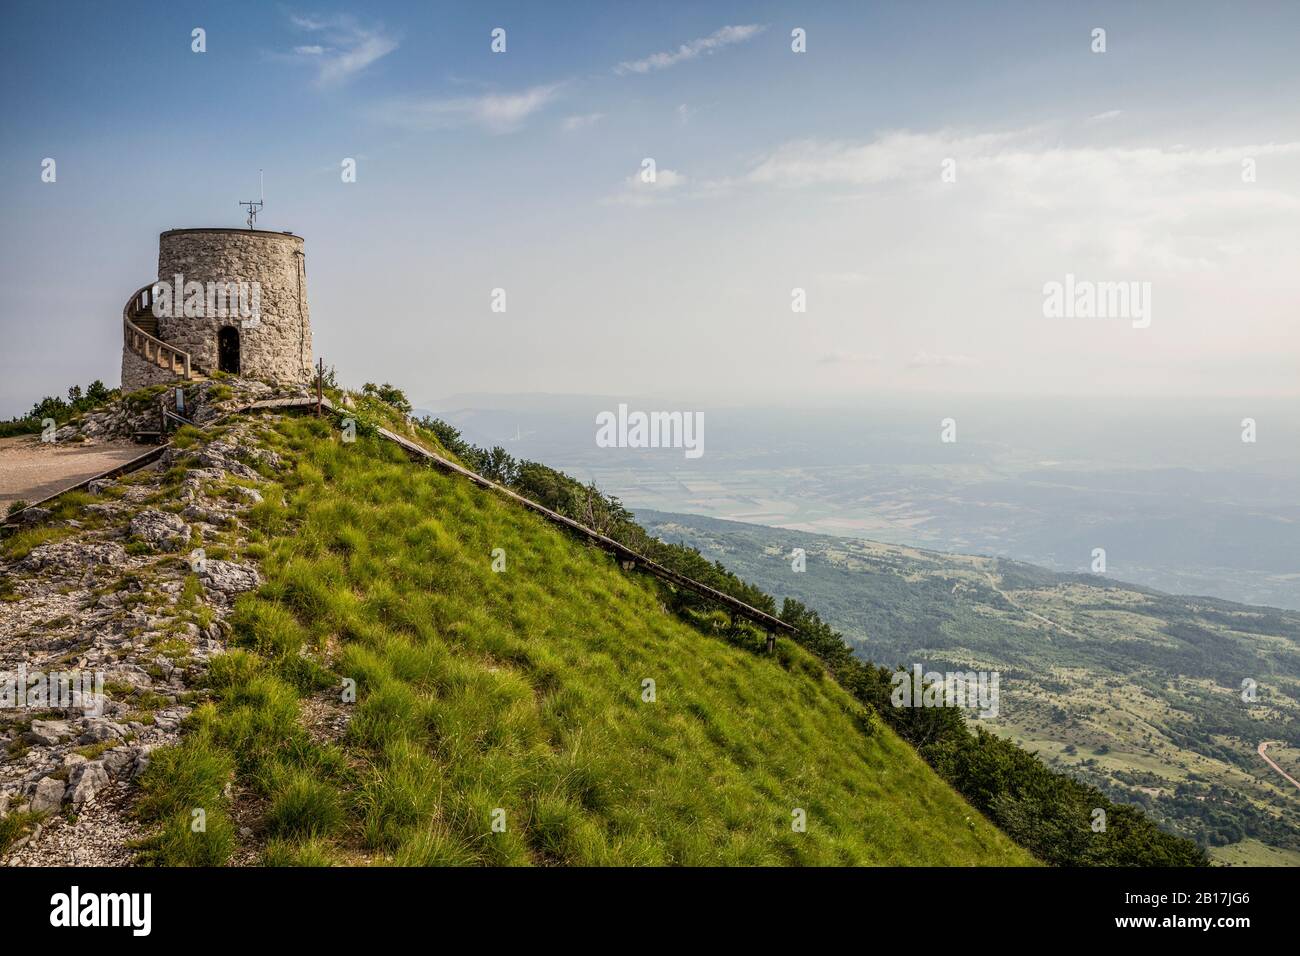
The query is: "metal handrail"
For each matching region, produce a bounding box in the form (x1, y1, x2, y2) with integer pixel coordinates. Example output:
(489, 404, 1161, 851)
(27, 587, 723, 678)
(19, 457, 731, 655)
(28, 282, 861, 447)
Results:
(373, 425, 798, 643)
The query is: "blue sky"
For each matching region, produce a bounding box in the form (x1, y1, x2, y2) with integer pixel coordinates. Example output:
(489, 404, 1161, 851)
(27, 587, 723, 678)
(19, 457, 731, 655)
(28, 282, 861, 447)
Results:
(2, 1, 1299, 415)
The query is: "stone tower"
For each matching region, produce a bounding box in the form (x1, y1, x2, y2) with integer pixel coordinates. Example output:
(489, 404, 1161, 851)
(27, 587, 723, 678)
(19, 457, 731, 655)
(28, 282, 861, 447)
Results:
(121, 228, 312, 390)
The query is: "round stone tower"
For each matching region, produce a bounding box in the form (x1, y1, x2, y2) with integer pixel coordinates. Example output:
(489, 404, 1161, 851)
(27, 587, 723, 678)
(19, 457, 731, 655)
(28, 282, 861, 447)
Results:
(121, 228, 312, 390)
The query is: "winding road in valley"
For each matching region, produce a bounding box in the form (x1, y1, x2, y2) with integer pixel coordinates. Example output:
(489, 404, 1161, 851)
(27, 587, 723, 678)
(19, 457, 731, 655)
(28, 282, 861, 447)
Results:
(1258, 742, 1300, 792)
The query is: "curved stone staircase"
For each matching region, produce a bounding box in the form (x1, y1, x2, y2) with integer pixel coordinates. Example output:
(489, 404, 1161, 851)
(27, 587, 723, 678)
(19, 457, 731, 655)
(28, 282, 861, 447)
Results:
(122, 284, 205, 381)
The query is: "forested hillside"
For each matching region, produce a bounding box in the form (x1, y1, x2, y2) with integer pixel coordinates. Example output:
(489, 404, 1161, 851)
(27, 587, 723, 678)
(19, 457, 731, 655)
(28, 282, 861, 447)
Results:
(639, 510, 1299, 864)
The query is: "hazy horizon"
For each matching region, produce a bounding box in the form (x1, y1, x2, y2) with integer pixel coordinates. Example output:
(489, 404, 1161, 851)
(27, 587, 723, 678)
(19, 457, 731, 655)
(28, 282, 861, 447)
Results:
(423, 390, 1300, 610)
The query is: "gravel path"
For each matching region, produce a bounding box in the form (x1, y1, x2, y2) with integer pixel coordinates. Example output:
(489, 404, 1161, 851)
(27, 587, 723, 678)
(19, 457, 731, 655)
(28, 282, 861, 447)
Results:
(0, 436, 146, 510)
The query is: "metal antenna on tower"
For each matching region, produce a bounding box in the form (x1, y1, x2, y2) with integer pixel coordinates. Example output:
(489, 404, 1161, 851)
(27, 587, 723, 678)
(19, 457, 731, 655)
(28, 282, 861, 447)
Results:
(239, 169, 264, 229)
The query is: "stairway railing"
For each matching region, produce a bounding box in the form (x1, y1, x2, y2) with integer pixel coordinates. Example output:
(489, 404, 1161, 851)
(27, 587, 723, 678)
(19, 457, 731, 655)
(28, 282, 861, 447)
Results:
(122, 284, 193, 379)
(371, 423, 798, 645)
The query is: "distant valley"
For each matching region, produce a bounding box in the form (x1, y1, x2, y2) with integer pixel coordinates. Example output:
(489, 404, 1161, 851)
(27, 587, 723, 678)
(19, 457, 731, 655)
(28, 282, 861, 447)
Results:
(638, 509, 1300, 865)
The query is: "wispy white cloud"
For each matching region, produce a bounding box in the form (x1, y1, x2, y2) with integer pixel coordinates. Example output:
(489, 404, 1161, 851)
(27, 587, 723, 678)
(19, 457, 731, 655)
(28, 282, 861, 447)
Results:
(744, 130, 1021, 187)
(739, 128, 1300, 273)
(372, 83, 565, 133)
(289, 14, 328, 31)
(818, 350, 880, 366)
(745, 128, 1300, 189)
(282, 13, 398, 87)
(907, 351, 981, 369)
(1089, 109, 1124, 122)
(614, 24, 766, 75)
(562, 112, 605, 132)
(605, 168, 688, 206)
(818, 271, 872, 285)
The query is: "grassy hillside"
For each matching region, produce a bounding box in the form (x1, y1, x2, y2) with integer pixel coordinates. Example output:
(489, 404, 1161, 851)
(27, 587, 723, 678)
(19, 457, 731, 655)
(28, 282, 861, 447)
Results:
(637, 510, 1300, 863)
(139, 415, 1033, 865)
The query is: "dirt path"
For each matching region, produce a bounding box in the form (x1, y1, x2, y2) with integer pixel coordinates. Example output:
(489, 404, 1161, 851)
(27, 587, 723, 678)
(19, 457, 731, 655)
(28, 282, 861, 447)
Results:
(983, 571, 1083, 638)
(0, 436, 146, 509)
(1258, 742, 1300, 792)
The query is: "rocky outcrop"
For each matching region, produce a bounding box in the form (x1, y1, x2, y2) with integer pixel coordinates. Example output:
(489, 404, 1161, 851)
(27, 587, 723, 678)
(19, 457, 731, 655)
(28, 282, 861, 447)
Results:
(21, 541, 128, 572)
(30, 777, 65, 814)
(199, 561, 261, 596)
(24, 720, 73, 746)
(44, 377, 289, 446)
(0, 396, 289, 866)
(128, 510, 190, 550)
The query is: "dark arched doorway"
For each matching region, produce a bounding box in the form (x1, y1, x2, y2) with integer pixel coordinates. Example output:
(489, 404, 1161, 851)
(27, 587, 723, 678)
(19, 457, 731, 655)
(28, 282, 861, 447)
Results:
(218, 326, 240, 374)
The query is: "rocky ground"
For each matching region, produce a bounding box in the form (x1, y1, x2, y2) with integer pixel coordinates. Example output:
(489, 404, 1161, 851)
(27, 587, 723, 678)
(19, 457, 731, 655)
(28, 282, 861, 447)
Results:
(0, 379, 305, 865)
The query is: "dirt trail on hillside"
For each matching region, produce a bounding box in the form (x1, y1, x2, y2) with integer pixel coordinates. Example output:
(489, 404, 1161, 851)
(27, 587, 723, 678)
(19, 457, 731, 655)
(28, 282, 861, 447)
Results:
(983, 571, 1083, 639)
(1258, 742, 1300, 792)
(0, 436, 144, 509)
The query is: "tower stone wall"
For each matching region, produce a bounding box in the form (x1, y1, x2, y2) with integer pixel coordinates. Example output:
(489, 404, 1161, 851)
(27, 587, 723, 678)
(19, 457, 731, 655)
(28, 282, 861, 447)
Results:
(121, 228, 312, 390)
(120, 345, 182, 391)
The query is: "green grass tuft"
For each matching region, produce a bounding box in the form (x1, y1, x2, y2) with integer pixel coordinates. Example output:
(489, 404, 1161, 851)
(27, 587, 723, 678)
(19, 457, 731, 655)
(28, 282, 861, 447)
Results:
(0, 809, 46, 855)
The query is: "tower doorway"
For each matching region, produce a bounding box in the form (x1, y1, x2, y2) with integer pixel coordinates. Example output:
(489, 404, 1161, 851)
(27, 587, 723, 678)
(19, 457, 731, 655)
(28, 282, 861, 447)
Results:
(218, 326, 241, 374)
